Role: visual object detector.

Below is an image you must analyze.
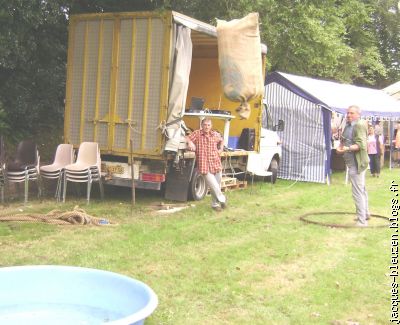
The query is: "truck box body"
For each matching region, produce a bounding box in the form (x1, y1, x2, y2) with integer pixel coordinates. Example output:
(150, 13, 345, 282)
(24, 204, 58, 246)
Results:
(64, 11, 280, 200)
(65, 12, 170, 157)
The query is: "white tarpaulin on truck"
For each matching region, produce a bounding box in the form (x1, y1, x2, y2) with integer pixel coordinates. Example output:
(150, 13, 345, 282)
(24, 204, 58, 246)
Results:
(163, 25, 192, 152)
(163, 12, 268, 152)
(217, 13, 264, 120)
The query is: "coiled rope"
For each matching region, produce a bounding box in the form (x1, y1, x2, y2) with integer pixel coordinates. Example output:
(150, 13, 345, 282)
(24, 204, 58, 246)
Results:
(0, 206, 112, 226)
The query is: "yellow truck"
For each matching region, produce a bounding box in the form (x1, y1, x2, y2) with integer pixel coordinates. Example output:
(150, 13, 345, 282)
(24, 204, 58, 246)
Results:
(64, 11, 282, 201)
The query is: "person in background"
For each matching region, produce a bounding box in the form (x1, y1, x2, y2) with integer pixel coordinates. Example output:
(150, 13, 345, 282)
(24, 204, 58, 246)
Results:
(331, 113, 345, 149)
(336, 105, 369, 227)
(394, 122, 400, 167)
(374, 120, 385, 168)
(331, 114, 339, 147)
(373, 119, 382, 137)
(367, 125, 381, 177)
(186, 118, 227, 212)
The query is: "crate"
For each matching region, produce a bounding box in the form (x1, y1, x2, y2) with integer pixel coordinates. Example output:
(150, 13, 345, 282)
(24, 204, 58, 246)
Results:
(207, 178, 247, 195)
(221, 180, 247, 192)
(221, 177, 237, 188)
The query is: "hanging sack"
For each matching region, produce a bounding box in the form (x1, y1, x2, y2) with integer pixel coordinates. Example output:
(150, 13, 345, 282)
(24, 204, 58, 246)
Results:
(217, 13, 264, 119)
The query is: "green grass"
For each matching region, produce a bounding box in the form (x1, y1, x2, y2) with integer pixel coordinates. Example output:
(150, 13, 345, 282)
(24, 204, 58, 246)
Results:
(0, 169, 394, 324)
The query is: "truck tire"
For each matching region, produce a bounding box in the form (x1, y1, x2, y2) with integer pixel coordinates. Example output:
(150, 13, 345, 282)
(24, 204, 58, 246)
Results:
(265, 158, 278, 184)
(189, 169, 207, 201)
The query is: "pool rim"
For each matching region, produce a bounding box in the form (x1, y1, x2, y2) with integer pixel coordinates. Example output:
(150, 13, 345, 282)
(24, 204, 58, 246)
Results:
(0, 265, 159, 325)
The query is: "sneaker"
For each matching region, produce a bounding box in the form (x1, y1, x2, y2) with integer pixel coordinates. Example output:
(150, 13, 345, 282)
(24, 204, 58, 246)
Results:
(356, 221, 368, 227)
(220, 201, 228, 209)
(212, 206, 222, 212)
(354, 215, 370, 221)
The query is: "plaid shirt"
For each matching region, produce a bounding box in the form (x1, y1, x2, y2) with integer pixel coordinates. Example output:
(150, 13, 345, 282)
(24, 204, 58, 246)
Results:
(188, 129, 223, 174)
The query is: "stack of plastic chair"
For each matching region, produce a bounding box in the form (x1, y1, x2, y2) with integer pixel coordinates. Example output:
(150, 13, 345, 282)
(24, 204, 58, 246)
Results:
(40, 144, 74, 201)
(0, 136, 5, 203)
(62, 142, 104, 204)
(6, 140, 40, 204)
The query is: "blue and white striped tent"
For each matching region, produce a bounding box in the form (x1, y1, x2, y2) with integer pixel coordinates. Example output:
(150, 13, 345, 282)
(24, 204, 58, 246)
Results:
(264, 71, 400, 183)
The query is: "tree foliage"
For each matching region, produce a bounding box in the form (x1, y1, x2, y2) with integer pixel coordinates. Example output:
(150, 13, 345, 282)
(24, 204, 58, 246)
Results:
(370, 0, 400, 87)
(0, 0, 68, 140)
(0, 0, 398, 141)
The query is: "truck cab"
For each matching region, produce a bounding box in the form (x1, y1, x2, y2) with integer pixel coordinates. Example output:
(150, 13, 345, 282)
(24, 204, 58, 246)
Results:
(259, 104, 283, 183)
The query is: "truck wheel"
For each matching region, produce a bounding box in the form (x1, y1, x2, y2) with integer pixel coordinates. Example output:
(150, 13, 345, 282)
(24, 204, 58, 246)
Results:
(189, 169, 207, 201)
(265, 158, 278, 184)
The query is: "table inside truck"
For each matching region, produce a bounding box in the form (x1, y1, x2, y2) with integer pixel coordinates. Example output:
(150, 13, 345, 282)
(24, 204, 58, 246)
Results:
(184, 112, 235, 146)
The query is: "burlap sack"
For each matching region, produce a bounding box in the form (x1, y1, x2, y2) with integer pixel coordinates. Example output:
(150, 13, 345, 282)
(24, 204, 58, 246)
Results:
(217, 13, 264, 119)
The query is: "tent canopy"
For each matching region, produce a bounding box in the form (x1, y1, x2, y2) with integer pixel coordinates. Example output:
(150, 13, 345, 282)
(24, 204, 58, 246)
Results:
(384, 81, 400, 101)
(265, 71, 400, 118)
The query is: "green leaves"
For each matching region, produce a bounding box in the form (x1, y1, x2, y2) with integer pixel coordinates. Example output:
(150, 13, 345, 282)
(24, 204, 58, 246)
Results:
(0, 0, 68, 141)
(177, 0, 398, 85)
(0, 0, 398, 142)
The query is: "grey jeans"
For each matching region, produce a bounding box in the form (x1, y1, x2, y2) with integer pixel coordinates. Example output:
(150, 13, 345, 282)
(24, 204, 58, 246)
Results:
(348, 166, 369, 223)
(204, 172, 226, 208)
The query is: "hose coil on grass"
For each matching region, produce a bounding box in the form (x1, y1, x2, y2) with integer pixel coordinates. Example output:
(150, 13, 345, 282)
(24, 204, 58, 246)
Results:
(299, 212, 389, 228)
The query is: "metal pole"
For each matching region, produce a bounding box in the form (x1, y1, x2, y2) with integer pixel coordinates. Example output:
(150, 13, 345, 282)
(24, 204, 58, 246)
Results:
(130, 138, 136, 213)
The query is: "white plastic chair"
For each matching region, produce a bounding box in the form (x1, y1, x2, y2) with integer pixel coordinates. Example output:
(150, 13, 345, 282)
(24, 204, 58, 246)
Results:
(246, 152, 273, 192)
(62, 142, 104, 204)
(40, 144, 74, 201)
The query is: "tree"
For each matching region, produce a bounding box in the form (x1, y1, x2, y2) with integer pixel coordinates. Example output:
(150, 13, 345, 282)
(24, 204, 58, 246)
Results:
(258, 0, 388, 85)
(369, 0, 400, 87)
(0, 0, 68, 140)
(0, 0, 398, 143)
(163, 0, 396, 86)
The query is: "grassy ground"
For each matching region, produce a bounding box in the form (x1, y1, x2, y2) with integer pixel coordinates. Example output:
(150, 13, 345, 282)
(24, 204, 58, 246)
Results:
(0, 168, 393, 324)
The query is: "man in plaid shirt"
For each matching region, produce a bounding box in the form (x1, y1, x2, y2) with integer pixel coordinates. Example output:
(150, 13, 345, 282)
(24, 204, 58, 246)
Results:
(186, 118, 227, 211)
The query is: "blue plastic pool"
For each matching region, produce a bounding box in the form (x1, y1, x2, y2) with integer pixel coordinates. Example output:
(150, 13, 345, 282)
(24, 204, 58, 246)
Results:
(0, 265, 158, 325)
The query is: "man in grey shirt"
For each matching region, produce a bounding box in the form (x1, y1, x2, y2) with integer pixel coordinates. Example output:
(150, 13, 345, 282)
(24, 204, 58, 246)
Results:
(336, 105, 369, 226)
